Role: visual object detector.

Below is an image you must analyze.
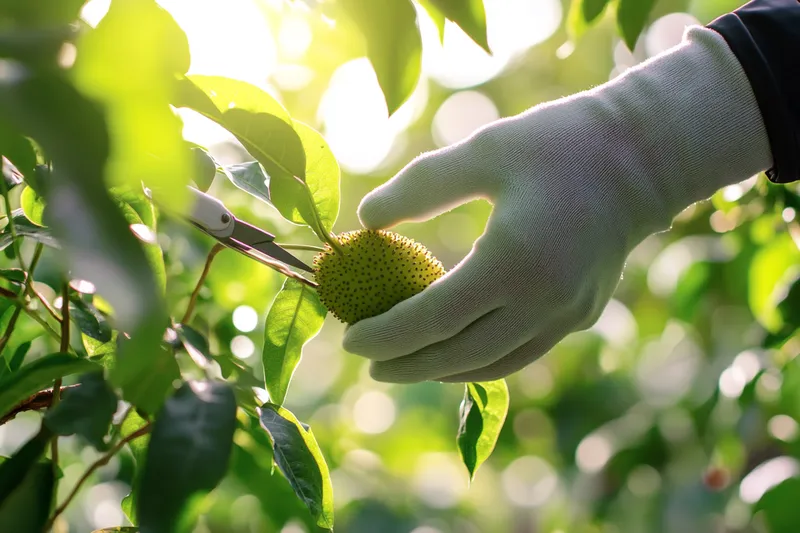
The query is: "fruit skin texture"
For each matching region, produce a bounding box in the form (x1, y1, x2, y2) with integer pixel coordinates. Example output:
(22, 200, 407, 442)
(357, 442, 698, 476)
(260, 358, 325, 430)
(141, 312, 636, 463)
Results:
(313, 230, 445, 324)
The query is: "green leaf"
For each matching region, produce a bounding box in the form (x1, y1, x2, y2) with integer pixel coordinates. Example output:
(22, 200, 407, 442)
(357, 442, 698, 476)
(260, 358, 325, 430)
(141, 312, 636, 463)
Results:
(0, 71, 169, 380)
(0, 353, 99, 420)
(0, 0, 86, 26)
(191, 147, 217, 192)
(0, 341, 31, 379)
(224, 161, 272, 206)
(112, 341, 179, 415)
(44, 372, 117, 450)
(567, 0, 612, 39)
(0, 127, 36, 185)
(749, 233, 800, 332)
(0, 427, 51, 506)
(425, 0, 490, 52)
(259, 404, 333, 529)
(756, 477, 800, 532)
(73, 0, 191, 212)
(271, 121, 340, 234)
(0, 268, 25, 284)
(0, 460, 53, 533)
(339, 0, 423, 115)
(173, 76, 305, 180)
(420, 1, 446, 43)
(0, 211, 58, 251)
(457, 380, 509, 481)
(765, 272, 800, 346)
(19, 186, 45, 226)
(70, 296, 113, 345)
(262, 279, 327, 406)
(93, 528, 139, 532)
(139, 381, 237, 533)
(616, 0, 657, 49)
(121, 410, 150, 526)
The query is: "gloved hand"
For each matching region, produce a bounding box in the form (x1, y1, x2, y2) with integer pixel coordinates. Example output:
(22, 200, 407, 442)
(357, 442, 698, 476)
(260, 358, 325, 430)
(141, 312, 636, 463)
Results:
(343, 26, 772, 383)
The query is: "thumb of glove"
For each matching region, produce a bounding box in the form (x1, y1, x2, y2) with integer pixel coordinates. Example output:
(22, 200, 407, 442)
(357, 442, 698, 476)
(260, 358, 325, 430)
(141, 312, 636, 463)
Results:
(357, 137, 492, 230)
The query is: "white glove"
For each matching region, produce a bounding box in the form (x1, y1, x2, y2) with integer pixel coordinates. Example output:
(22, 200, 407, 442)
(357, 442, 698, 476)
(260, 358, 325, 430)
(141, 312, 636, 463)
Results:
(343, 26, 772, 383)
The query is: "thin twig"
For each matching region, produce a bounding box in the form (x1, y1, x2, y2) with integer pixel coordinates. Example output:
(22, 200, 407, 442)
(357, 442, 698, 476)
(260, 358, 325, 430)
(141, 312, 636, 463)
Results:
(49, 283, 70, 493)
(182, 243, 225, 324)
(45, 422, 152, 531)
(0, 384, 80, 426)
(20, 306, 65, 347)
(276, 243, 326, 253)
(32, 286, 62, 322)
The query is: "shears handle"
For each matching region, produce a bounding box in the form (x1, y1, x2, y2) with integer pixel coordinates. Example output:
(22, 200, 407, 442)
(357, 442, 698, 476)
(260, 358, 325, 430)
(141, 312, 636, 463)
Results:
(187, 186, 235, 237)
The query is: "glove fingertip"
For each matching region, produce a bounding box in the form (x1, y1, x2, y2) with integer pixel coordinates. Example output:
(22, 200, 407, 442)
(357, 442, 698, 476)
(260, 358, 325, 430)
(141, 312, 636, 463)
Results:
(356, 192, 398, 230)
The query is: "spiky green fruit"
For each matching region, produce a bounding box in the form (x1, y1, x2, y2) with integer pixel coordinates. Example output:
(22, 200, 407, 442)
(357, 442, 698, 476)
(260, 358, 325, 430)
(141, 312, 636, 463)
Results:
(313, 230, 445, 324)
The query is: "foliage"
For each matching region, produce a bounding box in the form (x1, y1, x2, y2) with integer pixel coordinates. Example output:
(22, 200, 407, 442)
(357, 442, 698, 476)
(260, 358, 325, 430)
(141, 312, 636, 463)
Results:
(0, 0, 797, 532)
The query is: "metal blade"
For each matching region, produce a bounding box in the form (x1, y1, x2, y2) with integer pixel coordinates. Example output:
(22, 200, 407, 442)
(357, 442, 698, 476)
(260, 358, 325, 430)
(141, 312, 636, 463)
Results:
(230, 219, 314, 273)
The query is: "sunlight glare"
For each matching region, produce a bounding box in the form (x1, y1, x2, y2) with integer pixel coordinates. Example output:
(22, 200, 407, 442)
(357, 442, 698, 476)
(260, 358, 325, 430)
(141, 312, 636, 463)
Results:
(432, 91, 499, 147)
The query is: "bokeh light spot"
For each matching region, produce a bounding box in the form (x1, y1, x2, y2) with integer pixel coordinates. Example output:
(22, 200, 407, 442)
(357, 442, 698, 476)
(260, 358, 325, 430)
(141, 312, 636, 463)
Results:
(768, 415, 799, 442)
(230, 335, 255, 359)
(739, 456, 800, 504)
(501, 455, 558, 507)
(432, 91, 499, 148)
(233, 304, 258, 332)
(353, 390, 396, 434)
(576, 434, 613, 473)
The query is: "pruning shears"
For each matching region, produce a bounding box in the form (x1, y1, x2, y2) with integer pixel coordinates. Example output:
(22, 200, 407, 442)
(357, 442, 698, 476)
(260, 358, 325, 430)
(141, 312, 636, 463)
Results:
(184, 186, 317, 286)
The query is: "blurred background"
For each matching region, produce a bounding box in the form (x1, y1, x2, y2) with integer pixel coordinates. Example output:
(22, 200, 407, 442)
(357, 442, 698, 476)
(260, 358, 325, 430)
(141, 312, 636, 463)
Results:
(4, 0, 800, 531)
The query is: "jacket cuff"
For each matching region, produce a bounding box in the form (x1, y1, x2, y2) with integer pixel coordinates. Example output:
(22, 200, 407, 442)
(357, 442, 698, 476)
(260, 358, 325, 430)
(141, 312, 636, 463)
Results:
(708, 0, 800, 184)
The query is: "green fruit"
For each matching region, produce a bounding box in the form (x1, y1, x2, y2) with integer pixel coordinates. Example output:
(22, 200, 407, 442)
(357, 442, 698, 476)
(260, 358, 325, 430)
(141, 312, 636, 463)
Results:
(313, 230, 446, 324)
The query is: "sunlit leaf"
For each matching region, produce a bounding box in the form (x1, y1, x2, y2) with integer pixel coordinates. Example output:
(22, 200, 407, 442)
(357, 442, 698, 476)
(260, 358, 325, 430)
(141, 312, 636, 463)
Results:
(0, 460, 52, 533)
(457, 380, 509, 481)
(259, 404, 334, 529)
(262, 279, 327, 406)
(339, 0, 422, 114)
(19, 186, 45, 226)
(567, 0, 611, 39)
(419, 1, 446, 43)
(0, 127, 36, 185)
(749, 233, 800, 331)
(425, 0, 489, 52)
(73, 0, 191, 211)
(225, 161, 272, 205)
(173, 76, 305, 180)
(44, 372, 117, 450)
(764, 272, 800, 347)
(121, 409, 150, 525)
(616, 0, 657, 49)
(0, 353, 98, 420)
(271, 120, 340, 234)
(139, 381, 236, 533)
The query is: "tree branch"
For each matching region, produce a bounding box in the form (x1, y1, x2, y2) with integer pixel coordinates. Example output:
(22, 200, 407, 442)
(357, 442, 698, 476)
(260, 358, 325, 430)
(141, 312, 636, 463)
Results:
(0, 384, 80, 426)
(182, 243, 225, 324)
(45, 422, 152, 531)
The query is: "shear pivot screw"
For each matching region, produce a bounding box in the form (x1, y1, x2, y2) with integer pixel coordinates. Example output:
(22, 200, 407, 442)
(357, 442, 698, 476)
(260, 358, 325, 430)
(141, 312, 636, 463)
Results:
(221, 214, 231, 224)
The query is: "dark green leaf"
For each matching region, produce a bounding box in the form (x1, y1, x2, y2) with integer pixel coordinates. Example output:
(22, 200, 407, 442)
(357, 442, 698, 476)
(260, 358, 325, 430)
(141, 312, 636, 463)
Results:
(93, 528, 139, 533)
(70, 296, 113, 343)
(259, 404, 333, 529)
(582, 0, 611, 23)
(175, 323, 213, 369)
(0, 341, 31, 379)
(339, 0, 422, 114)
(0, 0, 86, 26)
(616, 0, 657, 49)
(225, 161, 271, 205)
(0, 460, 53, 533)
(121, 409, 150, 526)
(0, 211, 58, 251)
(756, 477, 800, 532)
(0, 127, 36, 186)
(25, 165, 50, 197)
(457, 380, 509, 481)
(191, 147, 217, 192)
(0, 353, 99, 419)
(44, 372, 117, 450)
(139, 381, 236, 533)
(20, 186, 45, 227)
(0, 268, 25, 284)
(426, 0, 489, 52)
(0, 427, 51, 505)
(263, 279, 327, 406)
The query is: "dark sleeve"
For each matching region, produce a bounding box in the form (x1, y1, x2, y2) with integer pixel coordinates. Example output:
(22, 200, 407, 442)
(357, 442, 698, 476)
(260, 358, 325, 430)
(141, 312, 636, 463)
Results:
(708, 0, 800, 184)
